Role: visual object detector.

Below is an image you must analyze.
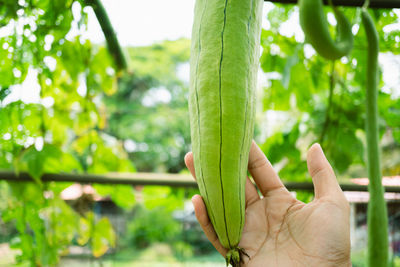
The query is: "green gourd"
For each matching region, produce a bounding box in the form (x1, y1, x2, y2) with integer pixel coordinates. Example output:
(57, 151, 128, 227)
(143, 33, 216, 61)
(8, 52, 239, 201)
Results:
(188, 0, 263, 265)
(299, 0, 353, 60)
(361, 8, 388, 267)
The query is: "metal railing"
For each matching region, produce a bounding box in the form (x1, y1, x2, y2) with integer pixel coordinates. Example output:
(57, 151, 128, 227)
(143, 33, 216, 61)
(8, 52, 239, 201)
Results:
(265, 0, 400, 8)
(1, 171, 399, 193)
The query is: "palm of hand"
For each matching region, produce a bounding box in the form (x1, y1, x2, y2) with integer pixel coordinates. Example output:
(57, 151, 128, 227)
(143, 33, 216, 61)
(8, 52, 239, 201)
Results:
(240, 188, 350, 266)
(185, 141, 351, 267)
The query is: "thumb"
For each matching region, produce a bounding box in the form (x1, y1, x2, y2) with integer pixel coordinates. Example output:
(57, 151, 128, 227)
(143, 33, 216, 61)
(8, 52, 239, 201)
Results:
(307, 143, 342, 199)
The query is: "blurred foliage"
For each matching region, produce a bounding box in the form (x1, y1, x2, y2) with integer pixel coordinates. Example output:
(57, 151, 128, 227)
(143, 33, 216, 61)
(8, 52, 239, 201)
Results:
(125, 186, 184, 248)
(0, 0, 399, 266)
(77, 211, 116, 257)
(127, 205, 181, 249)
(93, 184, 136, 210)
(0, 0, 133, 265)
(142, 186, 185, 211)
(3, 182, 79, 265)
(103, 39, 191, 173)
(124, 186, 210, 259)
(258, 4, 400, 182)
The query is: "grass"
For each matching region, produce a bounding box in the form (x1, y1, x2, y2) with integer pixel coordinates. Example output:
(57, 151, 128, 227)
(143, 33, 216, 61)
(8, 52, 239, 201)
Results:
(0, 243, 225, 267)
(6, 242, 400, 267)
(0, 242, 225, 267)
(59, 243, 225, 267)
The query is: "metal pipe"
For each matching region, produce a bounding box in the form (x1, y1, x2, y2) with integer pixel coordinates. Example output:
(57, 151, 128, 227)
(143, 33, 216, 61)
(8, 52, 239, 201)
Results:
(1, 171, 400, 192)
(266, 0, 399, 8)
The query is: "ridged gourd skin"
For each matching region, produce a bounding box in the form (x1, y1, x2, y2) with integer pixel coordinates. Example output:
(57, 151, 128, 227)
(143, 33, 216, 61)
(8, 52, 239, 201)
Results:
(361, 9, 389, 267)
(299, 0, 353, 60)
(188, 0, 263, 265)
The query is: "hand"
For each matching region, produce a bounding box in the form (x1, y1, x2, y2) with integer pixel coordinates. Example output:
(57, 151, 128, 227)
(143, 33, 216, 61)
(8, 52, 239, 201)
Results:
(184, 141, 351, 266)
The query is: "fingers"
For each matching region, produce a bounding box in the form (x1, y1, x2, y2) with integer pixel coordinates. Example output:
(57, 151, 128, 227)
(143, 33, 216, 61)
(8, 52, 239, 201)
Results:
(184, 152, 196, 179)
(248, 140, 285, 196)
(185, 151, 260, 206)
(245, 178, 259, 207)
(191, 194, 228, 256)
(307, 143, 343, 199)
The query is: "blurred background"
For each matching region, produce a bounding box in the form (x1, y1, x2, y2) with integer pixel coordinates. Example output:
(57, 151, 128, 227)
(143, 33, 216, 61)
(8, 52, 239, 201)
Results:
(0, 0, 399, 266)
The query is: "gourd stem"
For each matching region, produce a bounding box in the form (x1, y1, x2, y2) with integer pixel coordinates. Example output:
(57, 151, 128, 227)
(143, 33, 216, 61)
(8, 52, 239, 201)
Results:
(225, 247, 242, 267)
(362, 0, 370, 9)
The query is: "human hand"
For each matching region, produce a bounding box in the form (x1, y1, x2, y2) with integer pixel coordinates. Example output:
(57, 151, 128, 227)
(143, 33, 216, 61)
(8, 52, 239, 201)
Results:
(184, 141, 351, 266)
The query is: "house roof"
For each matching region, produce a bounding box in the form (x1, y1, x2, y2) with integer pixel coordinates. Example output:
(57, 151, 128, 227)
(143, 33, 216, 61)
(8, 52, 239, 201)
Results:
(351, 176, 400, 187)
(346, 176, 400, 203)
(60, 184, 106, 201)
(344, 191, 400, 203)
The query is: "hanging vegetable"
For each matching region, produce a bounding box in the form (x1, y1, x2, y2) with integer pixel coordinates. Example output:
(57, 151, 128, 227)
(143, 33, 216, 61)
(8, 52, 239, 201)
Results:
(361, 7, 389, 267)
(299, 0, 353, 60)
(188, 0, 263, 265)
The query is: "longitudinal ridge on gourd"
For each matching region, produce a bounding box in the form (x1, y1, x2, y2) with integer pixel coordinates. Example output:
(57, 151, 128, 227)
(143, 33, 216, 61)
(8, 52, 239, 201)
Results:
(218, 0, 231, 248)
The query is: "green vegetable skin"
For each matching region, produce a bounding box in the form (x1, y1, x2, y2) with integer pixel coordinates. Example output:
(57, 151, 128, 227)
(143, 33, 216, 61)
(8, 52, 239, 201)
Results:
(189, 0, 263, 265)
(299, 0, 353, 60)
(361, 9, 389, 267)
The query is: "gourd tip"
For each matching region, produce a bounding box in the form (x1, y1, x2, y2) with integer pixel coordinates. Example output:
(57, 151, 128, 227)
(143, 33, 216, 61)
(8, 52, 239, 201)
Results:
(225, 248, 239, 266)
(225, 247, 250, 267)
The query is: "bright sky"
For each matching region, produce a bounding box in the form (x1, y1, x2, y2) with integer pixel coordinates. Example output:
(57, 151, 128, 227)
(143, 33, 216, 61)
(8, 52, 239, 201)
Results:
(86, 0, 197, 46)
(85, 0, 277, 46)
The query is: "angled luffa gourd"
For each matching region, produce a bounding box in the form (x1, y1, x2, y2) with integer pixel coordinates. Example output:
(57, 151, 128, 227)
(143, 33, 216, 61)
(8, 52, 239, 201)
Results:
(299, 0, 353, 60)
(361, 9, 388, 267)
(189, 0, 263, 265)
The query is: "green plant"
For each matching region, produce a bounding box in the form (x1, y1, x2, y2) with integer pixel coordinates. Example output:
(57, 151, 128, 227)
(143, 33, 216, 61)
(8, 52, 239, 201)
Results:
(0, 1, 134, 265)
(298, 0, 389, 264)
(2, 182, 79, 266)
(77, 211, 116, 258)
(361, 7, 388, 266)
(189, 0, 263, 265)
(260, 4, 400, 180)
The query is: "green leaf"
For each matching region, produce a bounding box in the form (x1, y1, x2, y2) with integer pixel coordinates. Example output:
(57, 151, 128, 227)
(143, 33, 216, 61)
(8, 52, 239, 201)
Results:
(45, 152, 82, 173)
(19, 144, 62, 183)
(93, 184, 135, 210)
(92, 217, 116, 258)
(393, 129, 400, 144)
(142, 186, 184, 212)
(77, 216, 91, 246)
